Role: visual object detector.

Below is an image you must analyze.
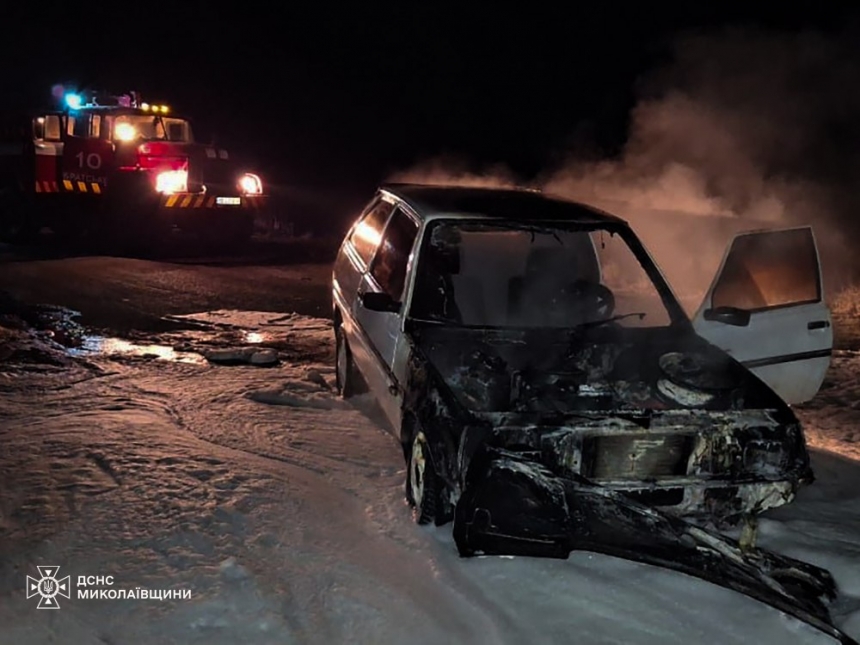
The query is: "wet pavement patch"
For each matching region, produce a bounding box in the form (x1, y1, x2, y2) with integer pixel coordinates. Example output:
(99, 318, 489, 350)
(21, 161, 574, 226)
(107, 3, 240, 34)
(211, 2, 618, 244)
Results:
(0, 291, 86, 348)
(0, 292, 331, 369)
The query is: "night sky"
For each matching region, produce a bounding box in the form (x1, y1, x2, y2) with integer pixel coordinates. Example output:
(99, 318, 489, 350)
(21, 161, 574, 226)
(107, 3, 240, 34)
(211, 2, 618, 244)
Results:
(3, 3, 858, 196)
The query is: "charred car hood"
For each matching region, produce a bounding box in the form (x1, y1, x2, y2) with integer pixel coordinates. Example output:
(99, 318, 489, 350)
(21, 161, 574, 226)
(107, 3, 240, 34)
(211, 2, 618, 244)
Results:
(412, 324, 787, 414)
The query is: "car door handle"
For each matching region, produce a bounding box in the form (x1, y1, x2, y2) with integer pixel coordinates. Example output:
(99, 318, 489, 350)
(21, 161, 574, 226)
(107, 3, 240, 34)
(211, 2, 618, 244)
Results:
(807, 320, 830, 330)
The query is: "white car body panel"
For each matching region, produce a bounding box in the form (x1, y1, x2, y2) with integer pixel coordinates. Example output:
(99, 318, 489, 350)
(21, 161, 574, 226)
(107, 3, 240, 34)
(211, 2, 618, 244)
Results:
(692, 226, 832, 405)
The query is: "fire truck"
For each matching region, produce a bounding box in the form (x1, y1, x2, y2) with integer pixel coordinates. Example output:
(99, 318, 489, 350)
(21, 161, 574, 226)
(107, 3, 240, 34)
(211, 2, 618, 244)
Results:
(0, 89, 266, 246)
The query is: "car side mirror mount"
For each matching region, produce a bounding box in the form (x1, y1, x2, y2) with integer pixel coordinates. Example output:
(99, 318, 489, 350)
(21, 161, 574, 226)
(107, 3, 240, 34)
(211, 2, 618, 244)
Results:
(703, 305, 751, 327)
(361, 291, 400, 313)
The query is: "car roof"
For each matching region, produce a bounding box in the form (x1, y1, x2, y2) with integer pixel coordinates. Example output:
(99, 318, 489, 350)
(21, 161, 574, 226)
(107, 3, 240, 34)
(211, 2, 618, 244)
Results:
(380, 183, 628, 225)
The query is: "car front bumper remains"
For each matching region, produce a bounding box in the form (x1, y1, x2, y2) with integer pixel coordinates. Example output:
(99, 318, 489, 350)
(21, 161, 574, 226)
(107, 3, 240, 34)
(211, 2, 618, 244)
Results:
(452, 451, 857, 645)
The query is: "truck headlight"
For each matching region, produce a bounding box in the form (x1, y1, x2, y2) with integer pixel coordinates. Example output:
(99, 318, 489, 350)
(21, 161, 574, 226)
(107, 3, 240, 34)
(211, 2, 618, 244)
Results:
(239, 173, 263, 195)
(156, 169, 188, 194)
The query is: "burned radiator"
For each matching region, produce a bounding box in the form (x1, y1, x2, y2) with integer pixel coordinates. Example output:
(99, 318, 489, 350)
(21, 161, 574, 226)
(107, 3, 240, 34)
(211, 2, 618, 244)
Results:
(582, 434, 694, 480)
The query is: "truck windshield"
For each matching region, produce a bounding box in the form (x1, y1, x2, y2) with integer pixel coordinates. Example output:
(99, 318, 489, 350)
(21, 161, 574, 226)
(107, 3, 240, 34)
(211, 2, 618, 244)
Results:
(111, 115, 193, 142)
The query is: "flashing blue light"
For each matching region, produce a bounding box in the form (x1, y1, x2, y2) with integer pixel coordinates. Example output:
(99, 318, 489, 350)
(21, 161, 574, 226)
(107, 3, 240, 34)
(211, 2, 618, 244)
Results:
(64, 93, 82, 110)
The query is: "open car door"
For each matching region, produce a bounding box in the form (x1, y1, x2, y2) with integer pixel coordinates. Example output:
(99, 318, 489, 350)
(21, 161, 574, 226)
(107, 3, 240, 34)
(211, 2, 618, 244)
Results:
(692, 226, 832, 405)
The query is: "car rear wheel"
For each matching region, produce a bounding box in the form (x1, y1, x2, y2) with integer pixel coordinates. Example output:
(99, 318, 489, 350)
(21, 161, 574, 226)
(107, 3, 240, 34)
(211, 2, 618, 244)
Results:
(407, 431, 439, 525)
(335, 322, 356, 398)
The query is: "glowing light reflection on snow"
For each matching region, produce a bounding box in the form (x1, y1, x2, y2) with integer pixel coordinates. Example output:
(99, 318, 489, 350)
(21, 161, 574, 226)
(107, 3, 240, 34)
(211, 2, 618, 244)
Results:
(72, 336, 205, 364)
(243, 331, 265, 344)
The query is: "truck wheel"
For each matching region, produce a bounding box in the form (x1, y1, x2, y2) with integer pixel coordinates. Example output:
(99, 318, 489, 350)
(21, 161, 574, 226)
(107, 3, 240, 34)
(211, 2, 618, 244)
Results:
(2, 221, 40, 244)
(0, 194, 38, 243)
(201, 217, 254, 250)
(407, 431, 440, 525)
(92, 201, 168, 254)
(231, 216, 254, 242)
(93, 220, 160, 254)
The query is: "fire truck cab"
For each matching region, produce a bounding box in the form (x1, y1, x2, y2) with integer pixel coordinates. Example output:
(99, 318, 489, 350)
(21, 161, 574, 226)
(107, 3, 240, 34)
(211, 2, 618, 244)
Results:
(0, 89, 266, 245)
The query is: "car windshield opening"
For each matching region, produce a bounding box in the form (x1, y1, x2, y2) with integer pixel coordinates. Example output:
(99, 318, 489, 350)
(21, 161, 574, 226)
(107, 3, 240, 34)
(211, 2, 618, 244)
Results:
(409, 220, 680, 329)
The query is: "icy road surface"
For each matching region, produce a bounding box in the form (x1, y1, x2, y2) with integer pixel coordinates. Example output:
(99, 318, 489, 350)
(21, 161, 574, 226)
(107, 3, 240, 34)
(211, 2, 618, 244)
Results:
(0, 310, 859, 644)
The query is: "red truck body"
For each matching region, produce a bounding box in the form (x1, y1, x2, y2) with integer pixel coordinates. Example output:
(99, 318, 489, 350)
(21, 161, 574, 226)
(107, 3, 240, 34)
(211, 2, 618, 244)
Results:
(0, 91, 266, 245)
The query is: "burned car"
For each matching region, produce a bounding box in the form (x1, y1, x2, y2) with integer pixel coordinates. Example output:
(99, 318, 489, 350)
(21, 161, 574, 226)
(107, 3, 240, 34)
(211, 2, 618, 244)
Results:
(333, 184, 832, 527)
(332, 185, 851, 642)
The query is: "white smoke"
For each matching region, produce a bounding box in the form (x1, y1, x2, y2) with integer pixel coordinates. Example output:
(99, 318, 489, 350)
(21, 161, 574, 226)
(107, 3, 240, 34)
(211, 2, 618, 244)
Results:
(389, 26, 860, 304)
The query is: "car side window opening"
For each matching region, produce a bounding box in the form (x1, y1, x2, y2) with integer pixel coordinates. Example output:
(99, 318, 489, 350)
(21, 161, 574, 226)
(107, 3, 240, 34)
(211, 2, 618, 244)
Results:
(711, 229, 819, 311)
(349, 198, 395, 266)
(369, 208, 419, 301)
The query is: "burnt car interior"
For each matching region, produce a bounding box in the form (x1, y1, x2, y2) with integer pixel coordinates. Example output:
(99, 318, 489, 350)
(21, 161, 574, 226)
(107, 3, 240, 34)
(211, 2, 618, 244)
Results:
(409, 220, 678, 330)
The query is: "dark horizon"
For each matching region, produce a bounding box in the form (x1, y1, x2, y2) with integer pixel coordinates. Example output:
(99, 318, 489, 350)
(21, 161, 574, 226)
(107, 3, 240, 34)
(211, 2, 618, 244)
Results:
(4, 4, 858, 193)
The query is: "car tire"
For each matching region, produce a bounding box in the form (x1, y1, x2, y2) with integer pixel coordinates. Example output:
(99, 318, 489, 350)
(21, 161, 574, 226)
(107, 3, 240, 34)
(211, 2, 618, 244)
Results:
(407, 431, 440, 525)
(335, 321, 356, 398)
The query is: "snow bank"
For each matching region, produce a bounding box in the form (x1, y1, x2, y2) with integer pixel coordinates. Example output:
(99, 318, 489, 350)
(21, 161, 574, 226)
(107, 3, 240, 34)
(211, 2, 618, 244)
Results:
(797, 350, 860, 462)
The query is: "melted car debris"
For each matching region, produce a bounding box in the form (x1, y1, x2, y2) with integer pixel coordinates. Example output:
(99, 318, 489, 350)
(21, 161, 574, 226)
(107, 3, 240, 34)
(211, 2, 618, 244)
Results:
(656, 378, 714, 406)
(455, 451, 857, 644)
(401, 322, 858, 643)
(454, 452, 857, 644)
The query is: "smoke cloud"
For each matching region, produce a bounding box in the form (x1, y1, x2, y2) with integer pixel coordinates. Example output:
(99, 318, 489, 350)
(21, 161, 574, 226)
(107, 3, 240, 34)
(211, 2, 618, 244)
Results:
(387, 155, 520, 190)
(390, 25, 860, 310)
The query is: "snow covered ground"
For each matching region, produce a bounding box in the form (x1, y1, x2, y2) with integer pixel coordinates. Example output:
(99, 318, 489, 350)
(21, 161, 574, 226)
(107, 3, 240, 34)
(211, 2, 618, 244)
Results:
(0, 309, 859, 644)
